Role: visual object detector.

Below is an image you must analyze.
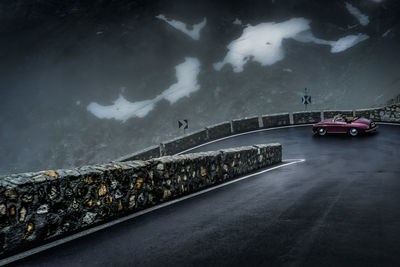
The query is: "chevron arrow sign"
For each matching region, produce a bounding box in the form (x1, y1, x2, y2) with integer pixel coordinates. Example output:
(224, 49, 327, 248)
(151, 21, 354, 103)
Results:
(178, 119, 188, 129)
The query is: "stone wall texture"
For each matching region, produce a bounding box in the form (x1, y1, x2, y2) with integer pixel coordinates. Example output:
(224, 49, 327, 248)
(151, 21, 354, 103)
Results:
(206, 121, 232, 141)
(0, 144, 282, 259)
(161, 129, 208, 156)
(377, 105, 400, 122)
(262, 113, 290, 128)
(232, 116, 260, 133)
(293, 111, 322, 124)
(355, 105, 400, 122)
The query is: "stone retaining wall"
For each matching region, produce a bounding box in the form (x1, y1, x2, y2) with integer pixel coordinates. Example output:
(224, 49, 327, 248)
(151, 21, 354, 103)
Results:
(355, 105, 400, 122)
(232, 116, 260, 133)
(161, 129, 208, 156)
(206, 121, 232, 141)
(0, 144, 282, 259)
(293, 111, 322, 124)
(261, 113, 290, 128)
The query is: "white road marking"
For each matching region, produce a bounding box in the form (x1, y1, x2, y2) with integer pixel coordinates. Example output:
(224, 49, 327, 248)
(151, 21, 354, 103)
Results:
(176, 124, 314, 155)
(0, 159, 305, 266)
(376, 122, 400, 126)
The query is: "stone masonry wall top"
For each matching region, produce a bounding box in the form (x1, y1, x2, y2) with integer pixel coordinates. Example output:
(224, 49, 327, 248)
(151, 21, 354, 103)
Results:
(232, 116, 260, 133)
(355, 105, 400, 122)
(206, 121, 232, 141)
(161, 129, 208, 156)
(293, 111, 321, 124)
(261, 113, 290, 128)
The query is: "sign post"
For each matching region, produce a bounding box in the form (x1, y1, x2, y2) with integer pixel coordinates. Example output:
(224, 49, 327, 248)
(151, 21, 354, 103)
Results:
(301, 88, 311, 110)
(178, 119, 188, 134)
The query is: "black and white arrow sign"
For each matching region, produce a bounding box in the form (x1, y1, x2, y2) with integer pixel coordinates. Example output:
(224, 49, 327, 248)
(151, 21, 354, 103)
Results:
(178, 119, 188, 129)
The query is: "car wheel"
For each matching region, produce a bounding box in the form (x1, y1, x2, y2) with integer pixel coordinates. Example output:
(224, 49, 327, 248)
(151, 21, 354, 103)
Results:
(349, 128, 358, 136)
(317, 127, 327, 136)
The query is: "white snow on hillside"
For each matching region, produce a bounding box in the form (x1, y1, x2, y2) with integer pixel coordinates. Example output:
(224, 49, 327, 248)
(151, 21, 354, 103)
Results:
(87, 57, 201, 122)
(330, 34, 369, 53)
(215, 18, 370, 72)
(292, 30, 331, 46)
(382, 29, 392, 37)
(214, 18, 311, 72)
(345, 2, 369, 26)
(156, 15, 207, 40)
(294, 31, 369, 53)
(87, 96, 157, 122)
(160, 57, 201, 104)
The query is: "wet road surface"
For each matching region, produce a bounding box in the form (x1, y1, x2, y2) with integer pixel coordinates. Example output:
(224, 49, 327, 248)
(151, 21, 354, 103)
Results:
(9, 124, 400, 266)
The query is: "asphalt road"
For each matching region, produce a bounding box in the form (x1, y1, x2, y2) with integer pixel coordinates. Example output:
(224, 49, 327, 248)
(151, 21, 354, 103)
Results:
(9, 124, 400, 267)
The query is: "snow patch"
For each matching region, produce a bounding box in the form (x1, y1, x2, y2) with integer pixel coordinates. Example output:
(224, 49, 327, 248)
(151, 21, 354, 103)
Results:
(214, 18, 311, 72)
(382, 29, 392, 37)
(233, 18, 242, 25)
(159, 57, 201, 104)
(87, 96, 157, 121)
(214, 18, 369, 72)
(345, 2, 369, 26)
(87, 57, 201, 122)
(330, 34, 369, 53)
(156, 15, 207, 40)
(283, 68, 293, 73)
(294, 31, 369, 53)
(292, 30, 331, 45)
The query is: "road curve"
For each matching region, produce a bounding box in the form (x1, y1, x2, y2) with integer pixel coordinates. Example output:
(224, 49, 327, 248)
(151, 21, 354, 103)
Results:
(8, 124, 400, 267)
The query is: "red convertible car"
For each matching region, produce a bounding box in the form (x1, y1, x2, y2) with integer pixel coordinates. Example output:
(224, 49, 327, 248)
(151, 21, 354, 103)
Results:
(313, 114, 378, 136)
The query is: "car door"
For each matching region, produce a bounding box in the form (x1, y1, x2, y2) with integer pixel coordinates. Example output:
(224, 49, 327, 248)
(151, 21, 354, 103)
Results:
(329, 121, 347, 133)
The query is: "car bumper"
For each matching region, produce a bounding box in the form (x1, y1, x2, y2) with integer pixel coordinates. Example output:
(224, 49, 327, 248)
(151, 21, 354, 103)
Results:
(365, 126, 378, 132)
